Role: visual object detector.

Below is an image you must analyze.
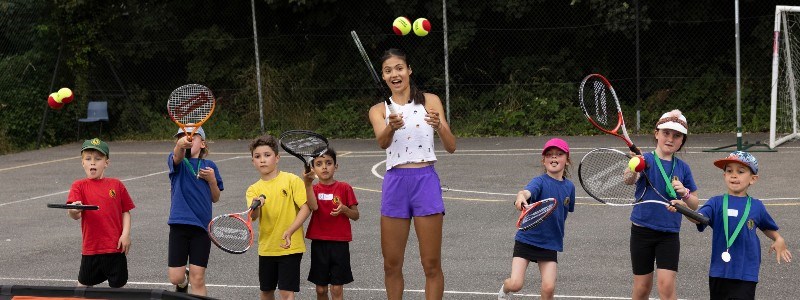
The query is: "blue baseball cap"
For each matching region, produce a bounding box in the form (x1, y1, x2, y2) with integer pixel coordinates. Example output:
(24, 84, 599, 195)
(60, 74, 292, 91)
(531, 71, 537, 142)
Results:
(714, 151, 758, 174)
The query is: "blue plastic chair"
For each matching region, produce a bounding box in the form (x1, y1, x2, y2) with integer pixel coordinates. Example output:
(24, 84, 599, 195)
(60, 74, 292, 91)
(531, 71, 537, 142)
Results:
(77, 101, 109, 140)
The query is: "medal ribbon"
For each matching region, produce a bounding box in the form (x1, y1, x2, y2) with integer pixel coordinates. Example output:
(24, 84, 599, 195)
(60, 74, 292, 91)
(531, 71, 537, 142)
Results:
(652, 151, 677, 199)
(182, 157, 203, 178)
(722, 194, 751, 250)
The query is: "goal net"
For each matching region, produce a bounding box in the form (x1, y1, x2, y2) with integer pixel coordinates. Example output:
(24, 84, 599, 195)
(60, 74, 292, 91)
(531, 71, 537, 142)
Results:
(770, 6, 800, 148)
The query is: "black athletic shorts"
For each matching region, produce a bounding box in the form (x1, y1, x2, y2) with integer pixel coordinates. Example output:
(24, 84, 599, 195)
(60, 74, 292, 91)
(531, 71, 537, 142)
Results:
(630, 224, 680, 275)
(259, 253, 302, 292)
(168, 224, 211, 268)
(307, 240, 354, 286)
(709, 277, 757, 300)
(512, 240, 557, 263)
(78, 252, 128, 288)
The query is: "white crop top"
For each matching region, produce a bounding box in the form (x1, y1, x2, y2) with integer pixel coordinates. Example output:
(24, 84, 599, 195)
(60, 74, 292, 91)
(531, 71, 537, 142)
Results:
(385, 98, 437, 170)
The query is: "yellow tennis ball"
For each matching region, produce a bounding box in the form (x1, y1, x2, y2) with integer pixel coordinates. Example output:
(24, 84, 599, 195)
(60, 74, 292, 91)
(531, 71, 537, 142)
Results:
(628, 156, 646, 172)
(413, 18, 431, 36)
(58, 87, 74, 104)
(51, 91, 65, 104)
(392, 16, 412, 36)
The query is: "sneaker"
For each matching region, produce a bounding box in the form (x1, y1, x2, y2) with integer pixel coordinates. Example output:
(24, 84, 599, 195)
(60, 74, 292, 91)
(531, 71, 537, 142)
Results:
(498, 284, 512, 300)
(175, 267, 189, 293)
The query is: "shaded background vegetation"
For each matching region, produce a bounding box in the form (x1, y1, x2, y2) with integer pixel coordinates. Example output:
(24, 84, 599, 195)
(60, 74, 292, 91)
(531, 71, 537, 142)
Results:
(0, 0, 785, 153)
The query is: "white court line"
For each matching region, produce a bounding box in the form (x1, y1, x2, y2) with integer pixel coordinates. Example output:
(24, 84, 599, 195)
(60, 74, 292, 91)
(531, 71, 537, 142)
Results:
(0, 156, 247, 208)
(0, 277, 665, 299)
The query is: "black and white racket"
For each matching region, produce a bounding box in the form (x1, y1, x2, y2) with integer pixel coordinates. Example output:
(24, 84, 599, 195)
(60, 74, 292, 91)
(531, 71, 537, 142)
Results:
(350, 30, 397, 115)
(279, 130, 329, 173)
(516, 198, 558, 231)
(47, 203, 99, 210)
(208, 195, 264, 254)
(578, 148, 709, 225)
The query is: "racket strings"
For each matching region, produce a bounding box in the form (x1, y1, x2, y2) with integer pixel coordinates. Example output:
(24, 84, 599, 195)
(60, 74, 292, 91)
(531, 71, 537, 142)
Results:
(579, 149, 637, 205)
(580, 78, 621, 130)
(209, 216, 251, 253)
(282, 134, 327, 156)
(168, 85, 214, 125)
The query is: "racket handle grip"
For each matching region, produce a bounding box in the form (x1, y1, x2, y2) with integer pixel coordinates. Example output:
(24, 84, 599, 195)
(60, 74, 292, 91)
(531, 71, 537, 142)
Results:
(628, 145, 642, 156)
(674, 204, 709, 225)
(250, 195, 265, 209)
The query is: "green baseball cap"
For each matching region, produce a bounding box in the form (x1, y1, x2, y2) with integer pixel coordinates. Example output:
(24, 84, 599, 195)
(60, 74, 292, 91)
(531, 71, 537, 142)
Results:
(81, 138, 109, 157)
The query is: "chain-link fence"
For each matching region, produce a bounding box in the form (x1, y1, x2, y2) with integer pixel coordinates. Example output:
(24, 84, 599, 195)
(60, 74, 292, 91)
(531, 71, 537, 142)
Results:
(0, 0, 787, 152)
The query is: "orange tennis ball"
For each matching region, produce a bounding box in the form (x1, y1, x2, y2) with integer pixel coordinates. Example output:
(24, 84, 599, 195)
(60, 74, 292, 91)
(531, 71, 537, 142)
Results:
(58, 87, 74, 104)
(392, 16, 412, 36)
(47, 92, 64, 110)
(628, 156, 646, 172)
(413, 18, 431, 36)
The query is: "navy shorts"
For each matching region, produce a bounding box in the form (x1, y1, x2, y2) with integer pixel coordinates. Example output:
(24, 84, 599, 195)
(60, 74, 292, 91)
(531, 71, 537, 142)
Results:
(308, 240, 354, 286)
(381, 165, 445, 218)
(78, 253, 128, 288)
(168, 224, 211, 268)
(259, 253, 303, 292)
(630, 224, 680, 275)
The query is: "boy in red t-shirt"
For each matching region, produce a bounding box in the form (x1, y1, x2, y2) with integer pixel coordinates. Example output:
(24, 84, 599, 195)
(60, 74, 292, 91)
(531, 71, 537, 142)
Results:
(302, 148, 359, 300)
(66, 138, 136, 288)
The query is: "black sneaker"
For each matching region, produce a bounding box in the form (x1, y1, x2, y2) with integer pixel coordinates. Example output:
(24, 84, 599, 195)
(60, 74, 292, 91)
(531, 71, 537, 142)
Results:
(175, 267, 189, 293)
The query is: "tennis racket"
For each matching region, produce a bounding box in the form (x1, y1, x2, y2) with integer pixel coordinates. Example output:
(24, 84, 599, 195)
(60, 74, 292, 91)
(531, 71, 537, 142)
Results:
(208, 195, 264, 254)
(279, 130, 329, 173)
(167, 84, 216, 158)
(516, 198, 557, 231)
(578, 148, 709, 225)
(579, 74, 641, 155)
(350, 30, 397, 115)
(47, 203, 99, 210)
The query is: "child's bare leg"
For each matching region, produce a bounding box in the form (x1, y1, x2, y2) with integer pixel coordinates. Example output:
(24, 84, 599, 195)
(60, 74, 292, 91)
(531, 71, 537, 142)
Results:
(538, 261, 558, 300)
(502, 257, 530, 293)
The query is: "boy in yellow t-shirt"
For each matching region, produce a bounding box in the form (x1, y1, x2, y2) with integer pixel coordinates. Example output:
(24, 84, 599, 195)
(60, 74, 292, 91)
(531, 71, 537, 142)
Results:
(246, 134, 310, 300)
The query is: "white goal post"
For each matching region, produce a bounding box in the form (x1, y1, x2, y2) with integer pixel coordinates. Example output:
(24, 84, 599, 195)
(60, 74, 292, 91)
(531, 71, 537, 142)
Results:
(770, 5, 800, 148)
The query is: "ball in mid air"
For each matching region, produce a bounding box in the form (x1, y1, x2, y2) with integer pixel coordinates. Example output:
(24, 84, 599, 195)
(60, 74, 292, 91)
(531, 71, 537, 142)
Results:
(48, 92, 64, 110)
(413, 18, 431, 36)
(58, 87, 74, 104)
(628, 156, 646, 172)
(392, 16, 412, 36)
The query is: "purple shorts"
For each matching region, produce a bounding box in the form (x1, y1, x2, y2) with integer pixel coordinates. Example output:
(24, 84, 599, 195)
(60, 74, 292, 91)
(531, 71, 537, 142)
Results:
(381, 165, 445, 218)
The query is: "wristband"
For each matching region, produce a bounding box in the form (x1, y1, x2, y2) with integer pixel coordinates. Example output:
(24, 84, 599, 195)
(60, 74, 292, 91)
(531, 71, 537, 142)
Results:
(681, 190, 691, 201)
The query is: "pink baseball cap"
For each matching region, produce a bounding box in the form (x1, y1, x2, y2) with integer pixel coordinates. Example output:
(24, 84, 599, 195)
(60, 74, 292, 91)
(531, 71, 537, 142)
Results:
(542, 138, 570, 155)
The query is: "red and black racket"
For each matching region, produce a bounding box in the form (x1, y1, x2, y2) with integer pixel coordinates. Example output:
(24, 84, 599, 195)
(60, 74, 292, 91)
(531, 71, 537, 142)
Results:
(208, 195, 264, 254)
(579, 74, 641, 155)
(167, 84, 216, 158)
(516, 198, 557, 231)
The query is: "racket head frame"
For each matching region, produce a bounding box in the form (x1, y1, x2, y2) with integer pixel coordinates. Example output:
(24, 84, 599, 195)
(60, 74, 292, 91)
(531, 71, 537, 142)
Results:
(579, 74, 640, 155)
(279, 130, 330, 172)
(516, 198, 558, 231)
(167, 84, 216, 142)
(208, 198, 262, 254)
(578, 148, 709, 225)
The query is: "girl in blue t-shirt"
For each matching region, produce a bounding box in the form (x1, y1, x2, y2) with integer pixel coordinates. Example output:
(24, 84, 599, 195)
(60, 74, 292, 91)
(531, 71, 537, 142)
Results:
(166, 125, 223, 296)
(498, 138, 576, 300)
(622, 109, 699, 300)
(692, 151, 792, 299)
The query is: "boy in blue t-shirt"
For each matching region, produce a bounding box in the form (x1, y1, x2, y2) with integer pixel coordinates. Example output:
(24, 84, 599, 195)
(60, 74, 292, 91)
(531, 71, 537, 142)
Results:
(692, 151, 792, 299)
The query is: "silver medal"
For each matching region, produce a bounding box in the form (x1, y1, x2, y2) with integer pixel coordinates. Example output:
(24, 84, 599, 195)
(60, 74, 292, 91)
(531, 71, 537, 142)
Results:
(721, 251, 731, 263)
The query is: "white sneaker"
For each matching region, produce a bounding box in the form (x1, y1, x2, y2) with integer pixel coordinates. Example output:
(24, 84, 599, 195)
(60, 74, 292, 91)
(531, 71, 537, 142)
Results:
(498, 284, 512, 300)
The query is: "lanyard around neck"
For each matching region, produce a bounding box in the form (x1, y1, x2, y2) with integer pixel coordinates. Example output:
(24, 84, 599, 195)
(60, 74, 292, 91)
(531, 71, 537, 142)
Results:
(652, 151, 677, 199)
(722, 194, 751, 249)
(182, 157, 202, 178)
